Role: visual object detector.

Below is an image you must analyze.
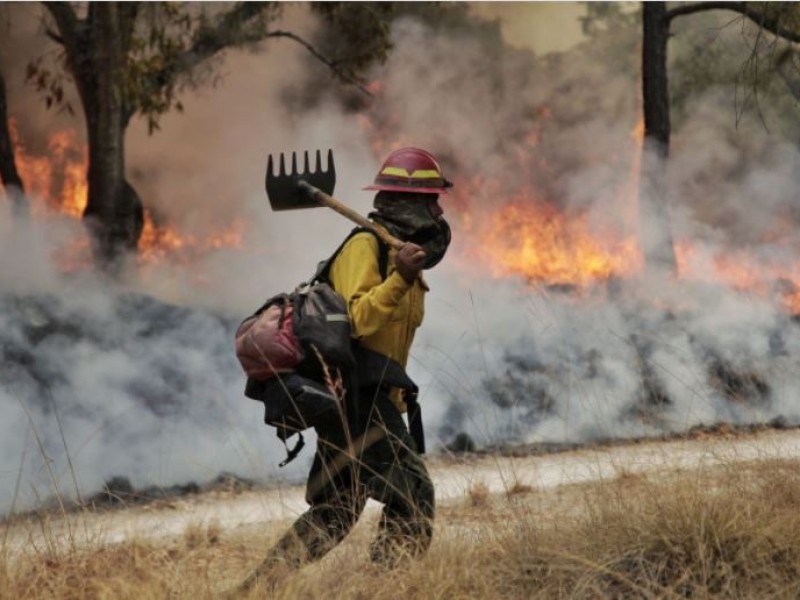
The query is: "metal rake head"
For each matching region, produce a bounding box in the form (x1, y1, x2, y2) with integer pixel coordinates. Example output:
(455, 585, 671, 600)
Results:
(265, 149, 336, 211)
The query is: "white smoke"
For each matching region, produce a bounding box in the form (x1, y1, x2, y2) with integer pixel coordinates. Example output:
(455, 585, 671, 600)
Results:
(0, 5, 381, 515)
(373, 11, 800, 449)
(3, 4, 800, 515)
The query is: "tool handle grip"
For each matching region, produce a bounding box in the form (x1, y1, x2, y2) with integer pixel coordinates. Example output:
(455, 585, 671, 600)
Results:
(298, 181, 404, 250)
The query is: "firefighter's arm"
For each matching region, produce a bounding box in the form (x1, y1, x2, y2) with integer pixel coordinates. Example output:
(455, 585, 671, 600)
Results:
(329, 232, 411, 338)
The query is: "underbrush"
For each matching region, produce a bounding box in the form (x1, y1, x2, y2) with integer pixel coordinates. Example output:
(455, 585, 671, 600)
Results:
(4, 458, 800, 598)
(494, 459, 800, 599)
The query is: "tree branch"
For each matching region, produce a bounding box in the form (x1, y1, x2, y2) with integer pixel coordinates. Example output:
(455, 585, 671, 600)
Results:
(216, 1, 273, 35)
(42, 0, 88, 106)
(667, 2, 800, 44)
(42, 2, 81, 52)
(182, 1, 276, 69)
(44, 26, 64, 46)
(142, 2, 274, 93)
(267, 30, 373, 96)
(142, 3, 372, 100)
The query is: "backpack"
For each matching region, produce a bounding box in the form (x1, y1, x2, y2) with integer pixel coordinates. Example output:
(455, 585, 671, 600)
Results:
(236, 228, 388, 465)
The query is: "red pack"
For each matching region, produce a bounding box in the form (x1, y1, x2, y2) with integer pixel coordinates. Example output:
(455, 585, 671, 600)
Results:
(235, 300, 302, 380)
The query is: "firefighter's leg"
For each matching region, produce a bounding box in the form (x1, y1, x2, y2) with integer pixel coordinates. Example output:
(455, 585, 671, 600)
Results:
(361, 393, 435, 567)
(369, 450, 435, 566)
(237, 490, 365, 592)
(258, 480, 366, 566)
(239, 424, 365, 591)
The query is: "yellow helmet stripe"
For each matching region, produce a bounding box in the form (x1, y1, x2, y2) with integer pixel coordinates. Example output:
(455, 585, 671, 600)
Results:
(380, 166, 441, 179)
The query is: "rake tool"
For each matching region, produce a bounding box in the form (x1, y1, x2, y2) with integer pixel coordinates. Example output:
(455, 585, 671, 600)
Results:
(265, 149, 403, 250)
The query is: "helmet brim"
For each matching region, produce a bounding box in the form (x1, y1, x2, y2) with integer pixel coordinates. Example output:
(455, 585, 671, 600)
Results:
(363, 184, 449, 195)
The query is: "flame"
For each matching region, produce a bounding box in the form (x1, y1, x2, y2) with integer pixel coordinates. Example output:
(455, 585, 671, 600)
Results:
(675, 242, 800, 313)
(359, 89, 649, 290)
(358, 97, 800, 313)
(461, 188, 641, 287)
(451, 115, 646, 288)
(11, 122, 88, 218)
(8, 122, 244, 272)
(137, 212, 244, 265)
(10, 108, 800, 314)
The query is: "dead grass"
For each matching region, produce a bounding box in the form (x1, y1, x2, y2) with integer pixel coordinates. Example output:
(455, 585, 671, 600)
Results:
(467, 480, 492, 507)
(5, 458, 800, 598)
(493, 459, 800, 599)
(505, 479, 534, 498)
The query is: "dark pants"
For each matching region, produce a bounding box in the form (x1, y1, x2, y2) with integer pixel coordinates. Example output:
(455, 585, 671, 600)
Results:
(250, 387, 435, 580)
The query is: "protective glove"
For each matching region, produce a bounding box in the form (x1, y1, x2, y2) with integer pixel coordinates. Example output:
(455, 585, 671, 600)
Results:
(395, 242, 426, 284)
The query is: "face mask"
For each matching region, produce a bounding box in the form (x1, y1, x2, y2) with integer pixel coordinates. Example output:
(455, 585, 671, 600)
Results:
(370, 193, 452, 269)
(408, 219, 451, 269)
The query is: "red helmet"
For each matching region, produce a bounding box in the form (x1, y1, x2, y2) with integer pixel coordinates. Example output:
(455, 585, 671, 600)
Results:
(364, 147, 453, 194)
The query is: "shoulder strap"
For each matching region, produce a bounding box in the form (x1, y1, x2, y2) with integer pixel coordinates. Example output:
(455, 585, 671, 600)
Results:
(312, 227, 390, 284)
(373, 229, 390, 281)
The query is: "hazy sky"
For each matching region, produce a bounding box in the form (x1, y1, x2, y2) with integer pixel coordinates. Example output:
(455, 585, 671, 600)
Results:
(469, 2, 587, 54)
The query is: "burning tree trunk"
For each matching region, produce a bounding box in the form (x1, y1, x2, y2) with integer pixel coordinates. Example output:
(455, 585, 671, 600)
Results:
(0, 68, 26, 217)
(81, 5, 143, 263)
(44, 2, 143, 269)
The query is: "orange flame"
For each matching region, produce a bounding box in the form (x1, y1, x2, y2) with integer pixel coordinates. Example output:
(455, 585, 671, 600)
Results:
(359, 97, 800, 313)
(675, 242, 800, 313)
(8, 123, 244, 272)
(11, 122, 88, 218)
(137, 212, 244, 265)
(459, 187, 641, 287)
(12, 113, 800, 314)
(451, 115, 645, 288)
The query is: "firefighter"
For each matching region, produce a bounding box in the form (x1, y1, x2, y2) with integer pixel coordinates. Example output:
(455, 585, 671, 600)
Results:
(239, 147, 453, 590)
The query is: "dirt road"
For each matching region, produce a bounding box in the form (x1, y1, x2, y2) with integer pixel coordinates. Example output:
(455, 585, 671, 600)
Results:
(5, 428, 800, 553)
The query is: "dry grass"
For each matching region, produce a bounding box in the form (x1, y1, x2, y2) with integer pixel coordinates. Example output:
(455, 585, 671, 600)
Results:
(505, 479, 534, 498)
(467, 480, 492, 507)
(5, 458, 800, 599)
(493, 459, 800, 599)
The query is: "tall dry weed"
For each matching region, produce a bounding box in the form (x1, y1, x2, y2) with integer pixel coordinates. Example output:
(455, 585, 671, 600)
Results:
(5, 458, 800, 599)
(494, 458, 800, 599)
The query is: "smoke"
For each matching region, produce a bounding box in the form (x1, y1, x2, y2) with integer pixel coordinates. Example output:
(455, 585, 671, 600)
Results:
(364, 11, 800, 448)
(4, 4, 800, 515)
(0, 5, 381, 515)
(417, 270, 800, 448)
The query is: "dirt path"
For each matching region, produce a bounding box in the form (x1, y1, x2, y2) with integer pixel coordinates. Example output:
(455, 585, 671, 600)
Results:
(5, 428, 800, 553)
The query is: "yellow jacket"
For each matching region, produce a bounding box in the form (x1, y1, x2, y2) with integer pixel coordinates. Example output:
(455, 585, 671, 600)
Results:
(329, 231, 427, 411)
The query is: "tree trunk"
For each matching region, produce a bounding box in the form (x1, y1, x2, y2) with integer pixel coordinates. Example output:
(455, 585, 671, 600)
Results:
(0, 68, 27, 217)
(642, 3, 671, 154)
(80, 4, 143, 269)
(639, 2, 677, 274)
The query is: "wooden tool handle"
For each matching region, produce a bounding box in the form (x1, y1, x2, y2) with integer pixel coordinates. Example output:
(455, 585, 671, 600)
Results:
(298, 181, 404, 250)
